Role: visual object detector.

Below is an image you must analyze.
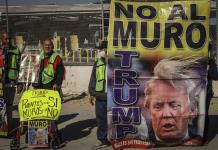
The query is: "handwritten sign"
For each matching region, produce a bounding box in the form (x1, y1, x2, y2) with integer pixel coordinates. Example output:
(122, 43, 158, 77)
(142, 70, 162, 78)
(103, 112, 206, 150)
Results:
(18, 89, 61, 121)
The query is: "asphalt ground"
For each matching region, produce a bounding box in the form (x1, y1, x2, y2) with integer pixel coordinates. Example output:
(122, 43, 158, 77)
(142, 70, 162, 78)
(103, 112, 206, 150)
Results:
(0, 93, 218, 150)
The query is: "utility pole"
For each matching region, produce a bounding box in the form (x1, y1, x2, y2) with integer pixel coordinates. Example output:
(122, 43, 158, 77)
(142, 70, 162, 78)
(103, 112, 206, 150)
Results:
(216, 0, 218, 62)
(5, 0, 9, 32)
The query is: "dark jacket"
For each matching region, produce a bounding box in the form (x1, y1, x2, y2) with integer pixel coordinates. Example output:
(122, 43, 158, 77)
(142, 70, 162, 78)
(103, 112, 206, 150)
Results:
(88, 58, 107, 100)
(207, 58, 218, 100)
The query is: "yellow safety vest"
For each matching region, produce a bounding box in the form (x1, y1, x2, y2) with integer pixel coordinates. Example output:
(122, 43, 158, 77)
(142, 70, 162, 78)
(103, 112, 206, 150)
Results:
(8, 47, 20, 80)
(95, 58, 106, 92)
(40, 52, 59, 84)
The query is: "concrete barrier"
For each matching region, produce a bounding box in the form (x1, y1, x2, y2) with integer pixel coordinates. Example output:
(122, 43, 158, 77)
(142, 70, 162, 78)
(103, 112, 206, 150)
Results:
(62, 66, 93, 95)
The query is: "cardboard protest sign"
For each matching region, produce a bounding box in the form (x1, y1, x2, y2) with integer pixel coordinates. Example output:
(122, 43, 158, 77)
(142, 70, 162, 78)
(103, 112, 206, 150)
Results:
(18, 89, 61, 121)
(107, 0, 210, 149)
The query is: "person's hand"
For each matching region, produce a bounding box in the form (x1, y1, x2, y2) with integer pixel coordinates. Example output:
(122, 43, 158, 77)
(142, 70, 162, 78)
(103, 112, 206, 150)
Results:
(53, 84, 60, 91)
(89, 96, 95, 106)
(17, 84, 24, 94)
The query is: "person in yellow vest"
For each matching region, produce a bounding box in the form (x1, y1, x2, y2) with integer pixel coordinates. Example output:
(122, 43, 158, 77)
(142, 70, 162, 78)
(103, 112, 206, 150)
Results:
(38, 38, 65, 92)
(88, 41, 110, 149)
(36, 38, 64, 146)
(0, 31, 21, 137)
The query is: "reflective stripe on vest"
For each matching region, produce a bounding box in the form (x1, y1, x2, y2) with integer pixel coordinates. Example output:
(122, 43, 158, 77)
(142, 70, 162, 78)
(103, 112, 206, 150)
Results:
(95, 58, 106, 92)
(41, 52, 59, 84)
(8, 47, 20, 80)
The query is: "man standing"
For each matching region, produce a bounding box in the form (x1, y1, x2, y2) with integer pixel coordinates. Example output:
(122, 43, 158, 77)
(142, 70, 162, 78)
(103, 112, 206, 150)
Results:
(38, 38, 64, 92)
(0, 31, 21, 137)
(89, 41, 110, 150)
(37, 38, 64, 146)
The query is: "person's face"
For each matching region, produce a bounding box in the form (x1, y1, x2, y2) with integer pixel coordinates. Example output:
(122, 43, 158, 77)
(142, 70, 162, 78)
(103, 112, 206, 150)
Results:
(99, 49, 108, 63)
(43, 40, 53, 54)
(2, 33, 10, 48)
(98, 49, 105, 57)
(147, 80, 191, 142)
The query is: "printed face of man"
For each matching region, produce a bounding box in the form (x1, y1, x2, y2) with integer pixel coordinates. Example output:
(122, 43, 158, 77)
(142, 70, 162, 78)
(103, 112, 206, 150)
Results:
(147, 80, 191, 142)
(36, 129, 45, 144)
(43, 40, 53, 54)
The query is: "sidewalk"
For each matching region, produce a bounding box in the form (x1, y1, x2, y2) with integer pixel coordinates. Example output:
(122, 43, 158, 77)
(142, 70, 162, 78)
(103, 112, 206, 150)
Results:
(0, 96, 218, 150)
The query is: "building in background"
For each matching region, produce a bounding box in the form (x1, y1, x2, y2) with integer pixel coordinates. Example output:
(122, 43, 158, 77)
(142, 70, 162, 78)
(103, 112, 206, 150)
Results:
(0, 0, 217, 98)
(0, 1, 216, 62)
(0, 3, 110, 65)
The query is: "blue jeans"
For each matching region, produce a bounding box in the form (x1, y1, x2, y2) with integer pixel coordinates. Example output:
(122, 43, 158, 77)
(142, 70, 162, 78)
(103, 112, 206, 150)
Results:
(4, 86, 16, 136)
(95, 100, 107, 143)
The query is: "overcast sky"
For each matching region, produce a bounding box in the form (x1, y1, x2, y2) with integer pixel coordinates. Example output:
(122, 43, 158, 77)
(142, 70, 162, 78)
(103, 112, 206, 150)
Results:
(0, 0, 100, 6)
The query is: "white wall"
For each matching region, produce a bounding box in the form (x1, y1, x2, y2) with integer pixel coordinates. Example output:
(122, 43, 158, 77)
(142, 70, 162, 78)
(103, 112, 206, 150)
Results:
(62, 66, 93, 95)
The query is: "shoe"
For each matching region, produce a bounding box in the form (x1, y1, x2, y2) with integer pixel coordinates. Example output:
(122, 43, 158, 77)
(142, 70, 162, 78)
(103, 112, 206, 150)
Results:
(7, 132, 15, 139)
(92, 140, 111, 150)
(202, 140, 209, 145)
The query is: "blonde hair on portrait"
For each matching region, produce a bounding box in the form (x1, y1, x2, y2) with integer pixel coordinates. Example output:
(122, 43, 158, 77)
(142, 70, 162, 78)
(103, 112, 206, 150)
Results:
(144, 57, 201, 116)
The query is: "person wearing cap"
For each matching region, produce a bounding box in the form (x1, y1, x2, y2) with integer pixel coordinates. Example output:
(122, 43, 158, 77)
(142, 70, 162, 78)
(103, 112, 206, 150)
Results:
(88, 41, 110, 149)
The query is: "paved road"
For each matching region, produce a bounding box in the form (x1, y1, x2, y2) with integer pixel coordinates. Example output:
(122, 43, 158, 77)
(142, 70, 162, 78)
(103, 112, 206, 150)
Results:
(1, 95, 218, 150)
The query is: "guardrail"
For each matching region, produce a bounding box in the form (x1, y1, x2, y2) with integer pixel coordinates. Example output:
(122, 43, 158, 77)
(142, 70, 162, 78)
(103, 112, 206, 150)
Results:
(61, 48, 98, 66)
(22, 46, 98, 66)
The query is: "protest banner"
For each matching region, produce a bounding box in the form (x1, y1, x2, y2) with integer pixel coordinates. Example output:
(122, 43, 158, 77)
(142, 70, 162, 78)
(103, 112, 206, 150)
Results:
(0, 97, 8, 137)
(0, 61, 8, 137)
(107, 0, 210, 149)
